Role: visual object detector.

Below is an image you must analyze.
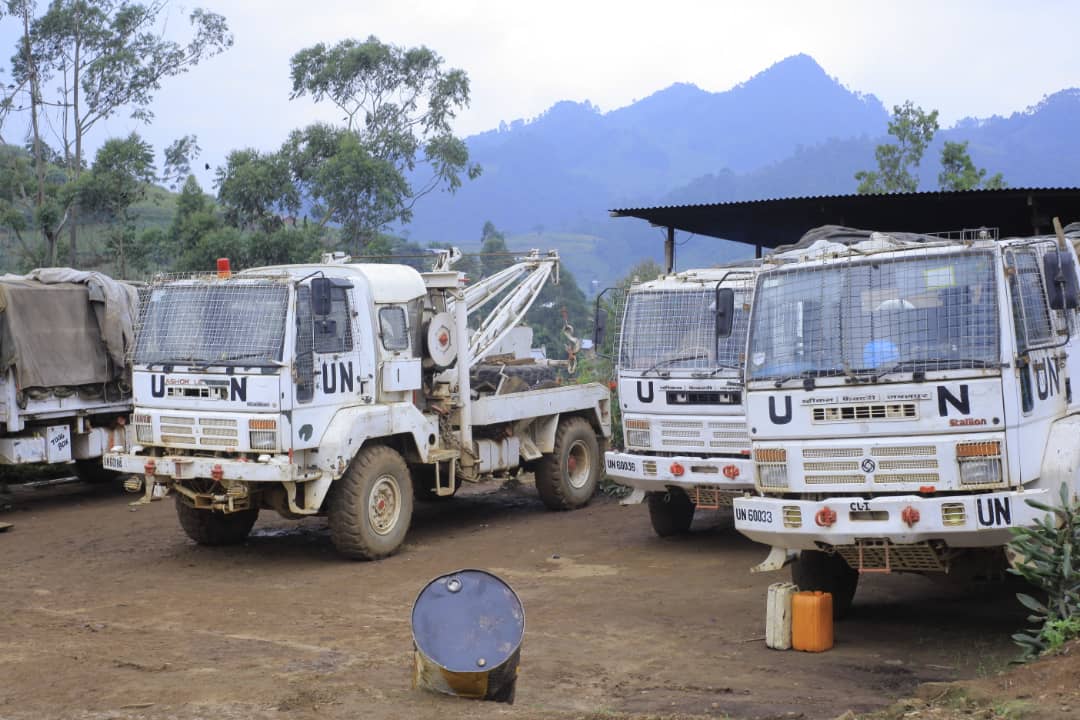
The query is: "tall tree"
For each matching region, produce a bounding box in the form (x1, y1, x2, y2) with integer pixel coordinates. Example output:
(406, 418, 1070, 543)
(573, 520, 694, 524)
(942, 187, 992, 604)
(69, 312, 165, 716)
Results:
(75, 131, 153, 275)
(287, 35, 480, 250)
(938, 140, 1006, 191)
(855, 101, 939, 194)
(11, 0, 231, 264)
(479, 220, 513, 276)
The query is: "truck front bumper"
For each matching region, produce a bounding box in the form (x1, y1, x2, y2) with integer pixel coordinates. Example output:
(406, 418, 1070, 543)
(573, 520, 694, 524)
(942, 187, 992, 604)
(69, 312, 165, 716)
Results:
(604, 450, 754, 495)
(103, 451, 296, 484)
(732, 488, 1052, 551)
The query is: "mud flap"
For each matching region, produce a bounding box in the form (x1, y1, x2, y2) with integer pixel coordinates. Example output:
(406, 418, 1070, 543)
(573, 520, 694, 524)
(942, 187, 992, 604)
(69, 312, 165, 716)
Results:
(752, 546, 798, 573)
(620, 488, 646, 505)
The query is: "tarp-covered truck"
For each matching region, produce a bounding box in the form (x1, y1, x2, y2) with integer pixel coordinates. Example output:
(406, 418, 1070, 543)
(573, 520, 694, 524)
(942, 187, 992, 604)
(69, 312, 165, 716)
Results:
(0, 269, 137, 481)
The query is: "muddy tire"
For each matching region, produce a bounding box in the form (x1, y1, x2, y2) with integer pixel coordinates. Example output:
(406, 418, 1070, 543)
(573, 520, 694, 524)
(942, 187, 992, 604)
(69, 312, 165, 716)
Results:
(647, 489, 695, 537)
(534, 417, 601, 511)
(175, 497, 259, 546)
(73, 459, 120, 484)
(329, 445, 413, 560)
(791, 549, 859, 619)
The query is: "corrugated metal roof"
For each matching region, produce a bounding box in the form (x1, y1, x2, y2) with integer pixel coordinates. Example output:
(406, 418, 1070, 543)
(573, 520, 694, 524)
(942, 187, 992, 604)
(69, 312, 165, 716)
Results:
(609, 187, 1080, 249)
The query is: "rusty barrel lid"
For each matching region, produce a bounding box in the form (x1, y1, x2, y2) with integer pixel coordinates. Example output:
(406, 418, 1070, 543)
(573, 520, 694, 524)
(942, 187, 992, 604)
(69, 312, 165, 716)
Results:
(411, 569, 524, 672)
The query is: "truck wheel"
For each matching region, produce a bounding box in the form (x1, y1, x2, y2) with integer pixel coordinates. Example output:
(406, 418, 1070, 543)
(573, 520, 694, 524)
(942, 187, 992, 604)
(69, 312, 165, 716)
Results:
(329, 445, 414, 560)
(175, 497, 259, 546)
(791, 549, 859, 619)
(534, 417, 600, 511)
(73, 459, 120, 484)
(647, 489, 695, 537)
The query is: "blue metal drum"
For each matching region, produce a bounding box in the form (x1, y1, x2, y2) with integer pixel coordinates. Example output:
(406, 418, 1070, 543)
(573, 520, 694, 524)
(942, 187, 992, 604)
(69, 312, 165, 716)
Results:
(410, 569, 524, 703)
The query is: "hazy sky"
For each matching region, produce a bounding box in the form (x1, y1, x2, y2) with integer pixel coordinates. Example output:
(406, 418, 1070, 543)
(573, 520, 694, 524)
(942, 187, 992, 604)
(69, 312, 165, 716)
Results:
(3, 0, 1080, 189)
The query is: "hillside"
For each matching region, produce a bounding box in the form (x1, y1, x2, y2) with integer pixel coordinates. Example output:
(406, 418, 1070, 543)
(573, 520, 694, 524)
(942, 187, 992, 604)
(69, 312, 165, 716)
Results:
(403, 57, 1080, 288)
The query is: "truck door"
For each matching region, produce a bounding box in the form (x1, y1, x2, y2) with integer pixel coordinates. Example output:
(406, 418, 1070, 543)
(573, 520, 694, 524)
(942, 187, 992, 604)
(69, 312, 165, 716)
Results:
(1003, 246, 1068, 484)
(290, 280, 376, 450)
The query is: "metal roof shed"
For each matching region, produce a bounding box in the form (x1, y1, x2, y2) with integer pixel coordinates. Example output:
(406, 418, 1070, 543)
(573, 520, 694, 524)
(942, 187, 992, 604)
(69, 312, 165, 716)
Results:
(610, 187, 1080, 272)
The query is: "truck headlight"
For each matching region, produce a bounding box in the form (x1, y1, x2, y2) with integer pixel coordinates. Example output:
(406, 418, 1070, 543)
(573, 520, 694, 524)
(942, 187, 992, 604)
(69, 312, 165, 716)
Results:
(754, 448, 788, 489)
(248, 419, 278, 451)
(957, 441, 1003, 487)
(625, 418, 651, 449)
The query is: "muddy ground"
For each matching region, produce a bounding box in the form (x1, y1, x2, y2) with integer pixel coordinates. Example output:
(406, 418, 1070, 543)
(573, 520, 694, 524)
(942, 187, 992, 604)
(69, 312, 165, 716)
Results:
(0, 477, 1034, 720)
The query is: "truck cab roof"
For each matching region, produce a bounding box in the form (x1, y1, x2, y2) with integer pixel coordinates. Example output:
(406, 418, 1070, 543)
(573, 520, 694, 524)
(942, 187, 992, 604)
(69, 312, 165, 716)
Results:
(243, 263, 427, 304)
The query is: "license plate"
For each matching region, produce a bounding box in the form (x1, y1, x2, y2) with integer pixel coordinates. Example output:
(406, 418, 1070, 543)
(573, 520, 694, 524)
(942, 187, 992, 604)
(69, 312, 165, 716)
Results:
(103, 455, 124, 470)
(605, 457, 639, 474)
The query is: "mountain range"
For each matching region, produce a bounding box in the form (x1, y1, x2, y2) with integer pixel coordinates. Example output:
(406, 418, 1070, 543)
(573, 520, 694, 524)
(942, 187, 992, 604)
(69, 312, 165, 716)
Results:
(401, 54, 1080, 291)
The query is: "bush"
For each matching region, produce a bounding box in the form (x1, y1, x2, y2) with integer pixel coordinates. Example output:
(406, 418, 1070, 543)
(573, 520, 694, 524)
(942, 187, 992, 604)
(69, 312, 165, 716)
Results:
(1008, 483, 1080, 659)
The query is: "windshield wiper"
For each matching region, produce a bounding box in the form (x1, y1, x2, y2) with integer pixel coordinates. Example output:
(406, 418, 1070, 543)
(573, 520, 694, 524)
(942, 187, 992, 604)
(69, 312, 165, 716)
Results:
(213, 353, 286, 367)
(642, 352, 709, 375)
(875, 358, 999, 378)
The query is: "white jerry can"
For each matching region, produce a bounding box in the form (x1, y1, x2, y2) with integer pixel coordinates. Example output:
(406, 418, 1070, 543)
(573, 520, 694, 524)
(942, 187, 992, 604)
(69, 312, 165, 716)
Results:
(765, 582, 798, 650)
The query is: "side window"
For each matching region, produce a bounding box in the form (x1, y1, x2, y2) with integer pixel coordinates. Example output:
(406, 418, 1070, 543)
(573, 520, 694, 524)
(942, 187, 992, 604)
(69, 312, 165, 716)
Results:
(378, 306, 409, 352)
(313, 286, 354, 354)
(1008, 250, 1054, 351)
(295, 286, 314, 402)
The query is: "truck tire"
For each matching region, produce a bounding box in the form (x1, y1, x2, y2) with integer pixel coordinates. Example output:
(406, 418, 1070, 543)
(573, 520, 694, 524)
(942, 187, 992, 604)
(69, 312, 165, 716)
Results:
(329, 445, 414, 560)
(647, 489, 695, 537)
(534, 417, 600, 511)
(73, 459, 120, 484)
(175, 497, 259, 546)
(791, 549, 859, 619)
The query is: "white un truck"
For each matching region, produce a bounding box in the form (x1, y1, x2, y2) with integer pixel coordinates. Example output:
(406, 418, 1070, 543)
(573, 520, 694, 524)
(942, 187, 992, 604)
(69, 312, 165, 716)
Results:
(105, 250, 610, 559)
(733, 222, 1080, 616)
(601, 266, 757, 535)
(1, 270, 136, 481)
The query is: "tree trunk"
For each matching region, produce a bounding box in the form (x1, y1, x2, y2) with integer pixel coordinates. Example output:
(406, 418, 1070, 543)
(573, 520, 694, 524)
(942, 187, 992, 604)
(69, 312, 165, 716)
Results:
(21, 4, 49, 265)
(69, 23, 82, 267)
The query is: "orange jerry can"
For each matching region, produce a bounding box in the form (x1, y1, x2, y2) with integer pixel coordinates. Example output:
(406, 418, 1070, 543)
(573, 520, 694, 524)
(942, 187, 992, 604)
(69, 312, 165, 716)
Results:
(791, 591, 834, 652)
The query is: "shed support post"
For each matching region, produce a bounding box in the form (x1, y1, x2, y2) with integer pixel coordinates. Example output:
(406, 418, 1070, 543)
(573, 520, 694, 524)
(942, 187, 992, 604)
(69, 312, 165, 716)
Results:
(664, 226, 675, 274)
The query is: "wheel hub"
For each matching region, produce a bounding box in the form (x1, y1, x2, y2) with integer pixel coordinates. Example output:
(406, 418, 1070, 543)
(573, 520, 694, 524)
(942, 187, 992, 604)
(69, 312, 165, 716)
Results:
(369, 475, 401, 536)
(566, 440, 591, 489)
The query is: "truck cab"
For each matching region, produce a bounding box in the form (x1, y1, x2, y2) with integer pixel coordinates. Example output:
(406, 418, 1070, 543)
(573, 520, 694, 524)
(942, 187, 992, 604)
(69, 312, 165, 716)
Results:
(732, 224, 1080, 615)
(603, 266, 758, 535)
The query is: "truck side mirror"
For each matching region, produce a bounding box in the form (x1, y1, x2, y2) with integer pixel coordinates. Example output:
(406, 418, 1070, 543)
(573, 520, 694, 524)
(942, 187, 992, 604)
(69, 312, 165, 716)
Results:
(311, 277, 333, 316)
(593, 301, 608, 348)
(1043, 250, 1080, 310)
(716, 287, 735, 339)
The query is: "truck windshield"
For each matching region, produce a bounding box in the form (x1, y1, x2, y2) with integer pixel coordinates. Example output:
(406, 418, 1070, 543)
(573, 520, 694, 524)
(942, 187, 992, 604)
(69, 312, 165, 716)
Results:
(747, 252, 999, 381)
(135, 282, 289, 366)
(620, 287, 748, 373)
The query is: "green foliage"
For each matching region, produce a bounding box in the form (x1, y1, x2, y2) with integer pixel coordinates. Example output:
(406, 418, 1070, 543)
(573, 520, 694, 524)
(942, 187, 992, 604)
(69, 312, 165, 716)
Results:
(939, 140, 1006, 191)
(287, 35, 480, 243)
(214, 147, 296, 233)
(1008, 483, 1080, 660)
(856, 101, 939, 193)
(162, 135, 201, 191)
(479, 221, 513, 276)
(5, 0, 232, 265)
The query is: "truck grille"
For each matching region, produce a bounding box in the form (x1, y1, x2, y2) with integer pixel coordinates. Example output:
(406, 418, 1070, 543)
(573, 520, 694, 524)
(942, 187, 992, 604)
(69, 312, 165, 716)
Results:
(658, 419, 749, 454)
(812, 403, 917, 422)
(158, 416, 239, 448)
(800, 445, 941, 488)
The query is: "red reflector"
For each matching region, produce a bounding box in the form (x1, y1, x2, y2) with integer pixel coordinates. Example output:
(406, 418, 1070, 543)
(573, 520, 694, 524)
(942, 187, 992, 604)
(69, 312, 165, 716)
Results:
(670, 462, 685, 477)
(815, 507, 837, 527)
(211, 464, 224, 481)
(608, 380, 617, 390)
(901, 506, 920, 527)
(919, 486, 936, 494)
(722, 464, 740, 480)
(144, 459, 156, 476)
(216, 257, 232, 278)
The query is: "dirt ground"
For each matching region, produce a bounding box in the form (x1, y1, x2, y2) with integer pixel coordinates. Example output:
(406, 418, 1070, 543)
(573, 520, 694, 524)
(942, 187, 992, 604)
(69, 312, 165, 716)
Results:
(0, 477, 1041, 720)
